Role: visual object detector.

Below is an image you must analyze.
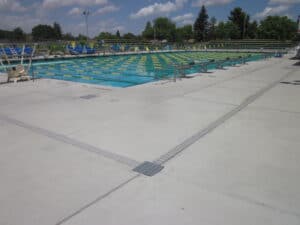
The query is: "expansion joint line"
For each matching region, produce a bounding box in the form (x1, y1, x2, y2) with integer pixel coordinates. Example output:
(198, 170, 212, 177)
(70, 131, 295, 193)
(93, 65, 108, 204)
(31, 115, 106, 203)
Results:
(0, 114, 140, 168)
(154, 68, 296, 166)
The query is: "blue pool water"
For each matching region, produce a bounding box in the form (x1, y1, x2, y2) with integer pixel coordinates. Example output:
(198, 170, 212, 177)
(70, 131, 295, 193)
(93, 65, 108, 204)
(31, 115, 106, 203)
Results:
(8, 51, 265, 87)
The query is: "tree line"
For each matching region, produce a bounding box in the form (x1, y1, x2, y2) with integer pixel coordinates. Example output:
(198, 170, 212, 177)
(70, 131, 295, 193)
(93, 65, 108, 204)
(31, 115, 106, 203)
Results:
(142, 6, 298, 42)
(0, 6, 298, 42)
(0, 22, 77, 42)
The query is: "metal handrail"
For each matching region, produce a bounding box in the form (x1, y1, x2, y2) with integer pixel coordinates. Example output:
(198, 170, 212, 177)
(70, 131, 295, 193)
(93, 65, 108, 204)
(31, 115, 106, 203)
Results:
(166, 54, 267, 82)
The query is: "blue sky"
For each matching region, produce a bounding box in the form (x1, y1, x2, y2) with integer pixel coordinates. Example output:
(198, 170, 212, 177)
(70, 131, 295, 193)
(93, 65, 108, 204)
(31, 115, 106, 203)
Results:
(0, 0, 299, 36)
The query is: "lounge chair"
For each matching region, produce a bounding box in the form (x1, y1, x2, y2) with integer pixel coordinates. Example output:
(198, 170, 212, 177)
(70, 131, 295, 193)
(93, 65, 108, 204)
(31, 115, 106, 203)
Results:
(67, 45, 78, 55)
(67, 45, 83, 55)
(111, 44, 121, 52)
(124, 45, 130, 51)
(87, 47, 96, 54)
(24, 46, 33, 56)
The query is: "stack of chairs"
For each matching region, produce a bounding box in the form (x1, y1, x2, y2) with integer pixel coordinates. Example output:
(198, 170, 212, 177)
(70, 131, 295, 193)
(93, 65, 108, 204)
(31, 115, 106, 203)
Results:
(67, 42, 96, 55)
(111, 44, 121, 52)
(0, 45, 33, 58)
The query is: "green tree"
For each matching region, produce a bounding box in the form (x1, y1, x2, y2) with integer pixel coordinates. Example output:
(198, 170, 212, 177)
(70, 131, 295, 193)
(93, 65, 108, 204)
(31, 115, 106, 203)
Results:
(142, 21, 154, 39)
(77, 34, 88, 45)
(153, 17, 176, 41)
(116, 30, 121, 38)
(176, 25, 193, 42)
(194, 5, 209, 41)
(228, 7, 249, 39)
(207, 17, 217, 40)
(53, 22, 62, 39)
(216, 21, 240, 39)
(247, 21, 258, 39)
(62, 32, 75, 40)
(12, 27, 26, 41)
(32, 24, 56, 41)
(258, 16, 297, 40)
(97, 32, 117, 40)
(123, 32, 136, 39)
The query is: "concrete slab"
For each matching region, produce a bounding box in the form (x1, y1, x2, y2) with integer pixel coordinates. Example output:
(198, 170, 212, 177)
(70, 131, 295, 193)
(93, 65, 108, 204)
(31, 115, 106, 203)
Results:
(67, 97, 233, 161)
(0, 56, 299, 225)
(55, 58, 300, 225)
(60, 175, 300, 225)
(0, 120, 135, 225)
(161, 108, 300, 216)
(249, 84, 300, 113)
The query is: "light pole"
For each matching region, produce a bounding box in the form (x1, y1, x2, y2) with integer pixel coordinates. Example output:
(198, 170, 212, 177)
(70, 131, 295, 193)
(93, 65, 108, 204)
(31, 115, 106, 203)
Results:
(243, 15, 247, 39)
(297, 15, 300, 34)
(83, 10, 90, 41)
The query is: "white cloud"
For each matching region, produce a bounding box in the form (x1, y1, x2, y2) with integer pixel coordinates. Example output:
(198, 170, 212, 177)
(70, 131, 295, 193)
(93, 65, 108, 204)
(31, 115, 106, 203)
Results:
(58, 18, 124, 36)
(0, 14, 48, 32)
(68, 4, 119, 16)
(172, 13, 194, 24)
(269, 0, 300, 4)
(0, 0, 27, 12)
(175, 0, 189, 7)
(68, 7, 81, 15)
(130, 0, 187, 19)
(93, 19, 125, 34)
(42, 0, 107, 9)
(192, 0, 234, 7)
(256, 0, 300, 19)
(254, 5, 290, 19)
(96, 5, 119, 14)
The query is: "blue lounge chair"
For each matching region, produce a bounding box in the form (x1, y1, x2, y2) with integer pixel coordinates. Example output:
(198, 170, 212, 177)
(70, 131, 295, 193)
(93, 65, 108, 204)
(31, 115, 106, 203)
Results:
(76, 45, 84, 54)
(67, 45, 82, 55)
(24, 46, 33, 56)
(14, 47, 22, 55)
(124, 45, 130, 51)
(111, 44, 120, 52)
(67, 45, 77, 55)
(4, 48, 13, 56)
(83, 45, 95, 54)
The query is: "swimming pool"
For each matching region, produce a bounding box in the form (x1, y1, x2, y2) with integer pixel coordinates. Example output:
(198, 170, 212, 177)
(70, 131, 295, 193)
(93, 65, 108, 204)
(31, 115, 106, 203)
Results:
(30, 51, 265, 87)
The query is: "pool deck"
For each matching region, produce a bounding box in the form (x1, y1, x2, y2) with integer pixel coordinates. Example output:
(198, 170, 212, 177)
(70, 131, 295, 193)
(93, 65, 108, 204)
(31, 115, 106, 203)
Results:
(0, 54, 300, 225)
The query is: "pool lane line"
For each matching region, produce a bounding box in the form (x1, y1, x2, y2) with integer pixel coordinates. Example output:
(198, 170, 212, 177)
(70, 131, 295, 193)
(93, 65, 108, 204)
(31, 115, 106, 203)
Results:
(153, 64, 296, 166)
(0, 114, 140, 168)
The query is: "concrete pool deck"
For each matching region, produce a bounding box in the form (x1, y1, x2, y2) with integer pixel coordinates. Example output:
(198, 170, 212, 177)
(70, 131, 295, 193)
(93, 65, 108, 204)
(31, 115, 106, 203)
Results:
(0, 55, 299, 225)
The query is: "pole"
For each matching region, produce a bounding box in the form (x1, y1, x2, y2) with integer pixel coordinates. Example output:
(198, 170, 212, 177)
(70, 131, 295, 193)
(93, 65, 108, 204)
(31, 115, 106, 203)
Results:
(297, 15, 300, 34)
(83, 10, 90, 41)
(243, 15, 246, 39)
(26, 44, 36, 74)
(21, 45, 25, 65)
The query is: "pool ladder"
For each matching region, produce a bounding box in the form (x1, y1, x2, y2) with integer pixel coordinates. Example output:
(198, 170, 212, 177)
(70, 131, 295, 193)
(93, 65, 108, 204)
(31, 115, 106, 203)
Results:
(168, 56, 250, 82)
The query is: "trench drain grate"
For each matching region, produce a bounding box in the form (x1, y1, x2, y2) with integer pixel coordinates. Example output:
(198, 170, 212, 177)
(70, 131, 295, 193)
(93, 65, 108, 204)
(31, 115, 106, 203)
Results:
(133, 161, 164, 177)
(80, 94, 98, 99)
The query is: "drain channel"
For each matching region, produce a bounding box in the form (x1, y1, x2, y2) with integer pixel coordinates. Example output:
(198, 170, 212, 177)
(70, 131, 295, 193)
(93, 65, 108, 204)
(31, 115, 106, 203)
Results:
(80, 94, 98, 99)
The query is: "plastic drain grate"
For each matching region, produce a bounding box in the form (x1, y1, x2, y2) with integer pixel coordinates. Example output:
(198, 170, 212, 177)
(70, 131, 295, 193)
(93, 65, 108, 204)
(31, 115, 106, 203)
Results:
(80, 94, 97, 99)
(133, 161, 164, 176)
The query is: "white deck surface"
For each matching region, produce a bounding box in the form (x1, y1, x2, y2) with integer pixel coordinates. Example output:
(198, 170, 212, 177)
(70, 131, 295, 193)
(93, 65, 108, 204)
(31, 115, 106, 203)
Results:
(0, 55, 299, 225)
